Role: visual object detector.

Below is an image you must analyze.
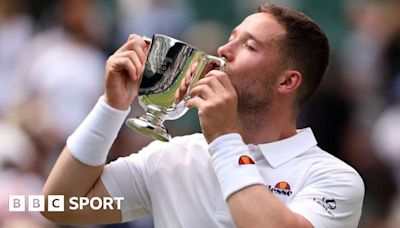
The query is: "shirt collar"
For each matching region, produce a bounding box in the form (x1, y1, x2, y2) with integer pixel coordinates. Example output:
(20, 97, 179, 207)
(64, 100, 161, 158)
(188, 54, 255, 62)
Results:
(257, 128, 317, 168)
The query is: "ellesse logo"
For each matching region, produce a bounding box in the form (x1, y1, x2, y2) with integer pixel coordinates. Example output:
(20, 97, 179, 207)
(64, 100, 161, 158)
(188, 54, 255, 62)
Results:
(268, 181, 293, 197)
(275, 181, 291, 190)
(238, 155, 255, 165)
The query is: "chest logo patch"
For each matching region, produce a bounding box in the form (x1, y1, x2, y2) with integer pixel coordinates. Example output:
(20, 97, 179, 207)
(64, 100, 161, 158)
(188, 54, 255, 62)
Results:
(238, 155, 255, 165)
(268, 181, 293, 197)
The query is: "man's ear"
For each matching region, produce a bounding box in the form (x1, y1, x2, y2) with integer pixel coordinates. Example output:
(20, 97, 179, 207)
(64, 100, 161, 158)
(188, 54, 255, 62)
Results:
(276, 70, 302, 94)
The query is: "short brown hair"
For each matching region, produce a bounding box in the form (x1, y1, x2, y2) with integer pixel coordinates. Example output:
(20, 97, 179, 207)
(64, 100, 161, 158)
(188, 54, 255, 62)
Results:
(258, 4, 330, 107)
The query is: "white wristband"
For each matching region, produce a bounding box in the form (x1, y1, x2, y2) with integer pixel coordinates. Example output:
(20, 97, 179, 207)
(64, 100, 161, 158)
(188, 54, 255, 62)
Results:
(67, 96, 130, 166)
(209, 133, 266, 201)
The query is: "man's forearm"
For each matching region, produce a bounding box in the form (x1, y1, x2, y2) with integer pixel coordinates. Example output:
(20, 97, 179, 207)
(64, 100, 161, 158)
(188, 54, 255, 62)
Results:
(42, 147, 103, 197)
(41, 147, 122, 224)
(227, 185, 312, 228)
(41, 147, 105, 223)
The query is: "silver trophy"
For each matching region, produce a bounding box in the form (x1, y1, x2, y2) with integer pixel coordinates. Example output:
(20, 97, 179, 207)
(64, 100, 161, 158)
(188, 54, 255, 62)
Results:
(126, 34, 225, 141)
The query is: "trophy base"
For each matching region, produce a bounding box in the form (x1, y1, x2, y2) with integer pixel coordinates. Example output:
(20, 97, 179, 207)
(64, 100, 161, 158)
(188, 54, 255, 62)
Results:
(126, 117, 171, 142)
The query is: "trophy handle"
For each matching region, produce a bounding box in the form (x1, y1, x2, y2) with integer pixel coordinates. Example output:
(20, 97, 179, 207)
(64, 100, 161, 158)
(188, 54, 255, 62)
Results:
(205, 55, 226, 72)
(184, 55, 226, 97)
(182, 55, 226, 104)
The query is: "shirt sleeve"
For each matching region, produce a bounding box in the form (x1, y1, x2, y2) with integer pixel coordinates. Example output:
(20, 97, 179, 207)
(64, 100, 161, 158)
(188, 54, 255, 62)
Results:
(287, 161, 365, 228)
(100, 140, 166, 222)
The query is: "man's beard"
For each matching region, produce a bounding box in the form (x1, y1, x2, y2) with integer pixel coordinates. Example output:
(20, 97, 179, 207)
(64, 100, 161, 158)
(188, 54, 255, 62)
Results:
(233, 75, 275, 116)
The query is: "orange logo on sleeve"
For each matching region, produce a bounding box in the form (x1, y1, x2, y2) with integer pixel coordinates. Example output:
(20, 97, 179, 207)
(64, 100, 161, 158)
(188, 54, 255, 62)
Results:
(238, 155, 255, 165)
(275, 181, 291, 190)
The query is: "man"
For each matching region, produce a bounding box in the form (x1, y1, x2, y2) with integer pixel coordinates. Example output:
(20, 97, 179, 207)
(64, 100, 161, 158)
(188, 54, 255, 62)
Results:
(42, 4, 364, 228)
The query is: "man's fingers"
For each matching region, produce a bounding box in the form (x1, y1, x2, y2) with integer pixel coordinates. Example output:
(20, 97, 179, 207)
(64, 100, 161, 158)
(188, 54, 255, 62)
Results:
(189, 84, 214, 100)
(175, 71, 195, 103)
(107, 56, 137, 82)
(205, 70, 235, 92)
(121, 41, 148, 64)
(175, 80, 188, 103)
(112, 51, 143, 80)
(195, 76, 225, 93)
(115, 35, 149, 63)
(186, 96, 206, 109)
(127, 34, 141, 41)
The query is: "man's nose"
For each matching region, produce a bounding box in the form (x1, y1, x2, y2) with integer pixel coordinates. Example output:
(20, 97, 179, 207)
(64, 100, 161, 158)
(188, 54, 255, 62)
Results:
(217, 42, 234, 62)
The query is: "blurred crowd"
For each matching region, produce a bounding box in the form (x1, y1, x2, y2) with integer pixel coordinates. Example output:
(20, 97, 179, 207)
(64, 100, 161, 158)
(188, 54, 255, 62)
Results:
(0, 0, 399, 227)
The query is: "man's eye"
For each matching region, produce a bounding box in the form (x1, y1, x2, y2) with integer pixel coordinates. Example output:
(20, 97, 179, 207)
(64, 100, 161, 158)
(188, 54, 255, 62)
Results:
(244, 43, 256, 51)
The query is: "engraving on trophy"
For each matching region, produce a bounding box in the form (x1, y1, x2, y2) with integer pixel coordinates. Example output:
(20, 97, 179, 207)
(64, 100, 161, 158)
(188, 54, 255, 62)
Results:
(145, 56, 173, 75)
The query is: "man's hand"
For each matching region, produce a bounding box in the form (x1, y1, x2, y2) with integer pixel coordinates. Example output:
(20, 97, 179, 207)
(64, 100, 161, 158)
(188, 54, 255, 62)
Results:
(104, 34, 149, 110)
(186, 70, 240, 143)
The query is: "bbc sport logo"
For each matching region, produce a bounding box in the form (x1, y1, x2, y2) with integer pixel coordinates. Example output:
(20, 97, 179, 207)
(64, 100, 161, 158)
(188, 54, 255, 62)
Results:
(9, 195, 124, 212)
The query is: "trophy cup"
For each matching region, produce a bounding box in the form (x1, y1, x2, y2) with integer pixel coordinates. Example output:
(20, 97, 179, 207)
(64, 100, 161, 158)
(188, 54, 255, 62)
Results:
(126, 34, 225, 141)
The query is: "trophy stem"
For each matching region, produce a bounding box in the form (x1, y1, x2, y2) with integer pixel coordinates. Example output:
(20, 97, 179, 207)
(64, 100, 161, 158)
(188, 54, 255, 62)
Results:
(126, 106, 171, 142)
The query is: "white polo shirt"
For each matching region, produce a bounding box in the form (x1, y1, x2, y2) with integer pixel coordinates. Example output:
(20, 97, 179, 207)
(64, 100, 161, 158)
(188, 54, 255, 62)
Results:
(101, 128, 364, 228)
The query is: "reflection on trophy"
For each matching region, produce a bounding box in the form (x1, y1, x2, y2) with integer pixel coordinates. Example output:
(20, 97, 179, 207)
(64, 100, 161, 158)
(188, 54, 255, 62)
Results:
(126, 34, 225, 141)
